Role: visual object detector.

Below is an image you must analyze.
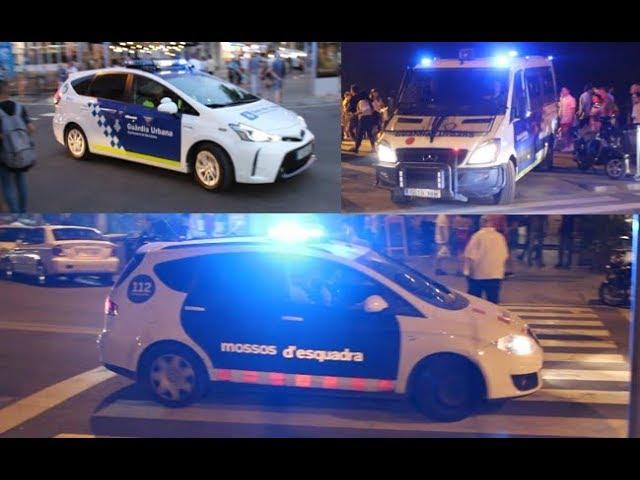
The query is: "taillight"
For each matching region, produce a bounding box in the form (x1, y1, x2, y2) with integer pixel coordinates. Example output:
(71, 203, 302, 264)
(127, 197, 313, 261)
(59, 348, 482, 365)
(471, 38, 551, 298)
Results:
(53, 89, 61, 105)
(52, 246, 65, 256)
(104, 297, 119, 316)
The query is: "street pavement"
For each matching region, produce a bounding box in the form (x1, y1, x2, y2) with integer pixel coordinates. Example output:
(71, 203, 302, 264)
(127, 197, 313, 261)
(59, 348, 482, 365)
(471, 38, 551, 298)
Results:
(6, 74, 340, 214)
(341, 141, 640, 214)
(0, 259, 631, 438)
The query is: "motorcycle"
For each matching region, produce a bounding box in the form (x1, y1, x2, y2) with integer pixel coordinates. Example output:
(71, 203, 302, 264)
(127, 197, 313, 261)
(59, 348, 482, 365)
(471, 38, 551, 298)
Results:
(573, 116, 633, 180)
(599, 248, 631, 307)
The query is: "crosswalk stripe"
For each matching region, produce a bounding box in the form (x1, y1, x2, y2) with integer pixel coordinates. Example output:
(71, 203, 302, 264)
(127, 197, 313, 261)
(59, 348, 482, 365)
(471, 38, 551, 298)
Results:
(540, 339, 617, 348)
(520, 313, 599, 319)
(517, 389, 629, 405)
(542, 369, 630, 382)
(93, 401, 628, 438)
(0, 321, 100, 336)
(527, 320, 604, 327)
(543, 352, 626, 363)
(533, 328, 610, 337)
(54, 433, 97, 438)
(503, 304, 598, 311)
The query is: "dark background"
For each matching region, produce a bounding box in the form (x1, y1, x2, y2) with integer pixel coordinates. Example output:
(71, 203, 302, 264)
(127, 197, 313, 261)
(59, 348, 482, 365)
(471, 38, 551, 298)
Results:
(343, 42, 640, 120)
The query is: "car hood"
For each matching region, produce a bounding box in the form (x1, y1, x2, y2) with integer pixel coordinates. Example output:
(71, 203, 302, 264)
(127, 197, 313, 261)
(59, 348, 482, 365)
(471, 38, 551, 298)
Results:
(215, 99, 304, 135)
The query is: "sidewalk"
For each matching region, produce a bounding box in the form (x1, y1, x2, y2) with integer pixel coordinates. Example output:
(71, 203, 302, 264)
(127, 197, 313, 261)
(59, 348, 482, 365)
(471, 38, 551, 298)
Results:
(406, 249, 604, 306)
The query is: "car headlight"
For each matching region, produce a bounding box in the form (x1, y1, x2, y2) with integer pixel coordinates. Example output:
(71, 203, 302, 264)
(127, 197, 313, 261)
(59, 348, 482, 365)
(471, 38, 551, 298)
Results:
(297, 115, 307, 129)
(496, 334, 536, 355)
(229, 123, 281, 142)
(377, 143, 397, 164)
(466, 139, 500, 165)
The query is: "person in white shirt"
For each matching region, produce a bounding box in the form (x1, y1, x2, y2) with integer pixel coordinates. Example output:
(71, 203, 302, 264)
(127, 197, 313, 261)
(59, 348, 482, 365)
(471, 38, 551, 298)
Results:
(434, 214, 451, 275)
(463, 215, 509, 304)
(558, 87, 577, 152)
(630, 84, 640, 125)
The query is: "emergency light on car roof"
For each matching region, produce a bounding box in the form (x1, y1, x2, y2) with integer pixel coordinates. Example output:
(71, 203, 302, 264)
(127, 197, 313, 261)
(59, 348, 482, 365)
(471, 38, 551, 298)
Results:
(267, 222, 325, 243)
(124, 58, 192, 73)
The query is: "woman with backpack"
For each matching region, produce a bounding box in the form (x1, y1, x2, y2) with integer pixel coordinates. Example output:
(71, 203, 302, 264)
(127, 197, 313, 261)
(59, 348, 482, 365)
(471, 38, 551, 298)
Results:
(0, 79, 35, 214)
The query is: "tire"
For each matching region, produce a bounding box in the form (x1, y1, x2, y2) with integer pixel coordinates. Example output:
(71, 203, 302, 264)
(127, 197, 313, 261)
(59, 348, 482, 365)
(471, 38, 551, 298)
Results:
(140, 344, 209, 408)
(191, 144, 234, 192)
(65, 125, 90, 160)
(391, 190, 410, 204)
(410, 355, 484, 422)
(493, 161, 516, 205)
(606, 158, 626, 180)
(599, 283, 628, 307)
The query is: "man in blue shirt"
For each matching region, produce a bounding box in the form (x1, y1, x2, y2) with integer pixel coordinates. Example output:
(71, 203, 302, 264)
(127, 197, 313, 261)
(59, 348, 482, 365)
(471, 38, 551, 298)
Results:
(270, 52, 286, 104)
(248, 53, 262, 96)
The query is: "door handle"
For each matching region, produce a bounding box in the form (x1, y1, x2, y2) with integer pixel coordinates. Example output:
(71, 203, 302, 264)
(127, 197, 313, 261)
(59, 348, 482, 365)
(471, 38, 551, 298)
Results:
(124, 115, 137, 120)
(281, 315, 304, 322)
(100, 108, 116, 113)
(184, 306, 206, 312)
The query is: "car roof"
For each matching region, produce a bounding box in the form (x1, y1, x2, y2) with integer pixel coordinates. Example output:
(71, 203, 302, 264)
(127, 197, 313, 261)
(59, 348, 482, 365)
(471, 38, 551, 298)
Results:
(414, 56, 552, 70)
(139, 237, 372, 261)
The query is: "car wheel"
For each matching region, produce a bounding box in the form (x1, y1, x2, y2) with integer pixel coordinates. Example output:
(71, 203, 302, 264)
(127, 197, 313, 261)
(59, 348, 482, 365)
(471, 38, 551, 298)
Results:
(391, 190, 410, 204)
(140, 345, 209, 408)
(493, 161, 516, 205)
(599, 283, 627, 306)
(411, 355, 484, 422)
(65, 126, 90, 160)
(192, 144, 234, 192)
(606, 158, 626, 180)
(35, 262, 49, 286)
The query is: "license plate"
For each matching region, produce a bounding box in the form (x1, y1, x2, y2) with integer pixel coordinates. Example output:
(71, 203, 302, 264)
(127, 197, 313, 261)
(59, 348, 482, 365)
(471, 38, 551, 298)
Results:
(295, 143, 313, 160)
(405, 188, 441, 199)
(79, 249, 100, 256)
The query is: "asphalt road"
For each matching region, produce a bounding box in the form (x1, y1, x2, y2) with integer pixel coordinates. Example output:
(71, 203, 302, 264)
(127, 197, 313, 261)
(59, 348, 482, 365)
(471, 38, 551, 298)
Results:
(17, 101, 340, 213)
(0, 265, 631, 438)
(341, 142, 640, 214)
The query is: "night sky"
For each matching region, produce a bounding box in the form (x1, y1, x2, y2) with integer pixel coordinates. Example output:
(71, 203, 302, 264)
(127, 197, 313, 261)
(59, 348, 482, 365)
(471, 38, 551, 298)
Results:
(343, 42, 640, 116)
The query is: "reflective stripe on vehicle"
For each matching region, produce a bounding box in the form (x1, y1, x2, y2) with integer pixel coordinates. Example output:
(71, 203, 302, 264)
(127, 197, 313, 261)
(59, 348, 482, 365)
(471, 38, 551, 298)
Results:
(212, 368, 396, 392)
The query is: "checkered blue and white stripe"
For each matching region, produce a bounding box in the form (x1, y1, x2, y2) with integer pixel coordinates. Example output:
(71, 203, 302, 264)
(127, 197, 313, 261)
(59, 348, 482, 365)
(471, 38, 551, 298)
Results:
(88, 101, 124, 150)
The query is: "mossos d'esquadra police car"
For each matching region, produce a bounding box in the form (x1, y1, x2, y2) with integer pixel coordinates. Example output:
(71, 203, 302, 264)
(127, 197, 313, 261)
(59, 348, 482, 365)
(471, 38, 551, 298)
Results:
(99, 226, 543, 422)
(53, 59, 315, 191)
(376, 51, 558, 205)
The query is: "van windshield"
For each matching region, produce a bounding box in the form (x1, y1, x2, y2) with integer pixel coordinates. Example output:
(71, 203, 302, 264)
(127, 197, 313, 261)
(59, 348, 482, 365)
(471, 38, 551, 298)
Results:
(397, 68, 510, 116)
(358, 250, 468, 310)
(163, 72, 260, 108)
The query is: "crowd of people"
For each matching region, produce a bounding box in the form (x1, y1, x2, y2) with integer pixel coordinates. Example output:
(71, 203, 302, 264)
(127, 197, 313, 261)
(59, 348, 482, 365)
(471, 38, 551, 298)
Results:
(223, 51, 288, 104)
(341, 84, 390, 153)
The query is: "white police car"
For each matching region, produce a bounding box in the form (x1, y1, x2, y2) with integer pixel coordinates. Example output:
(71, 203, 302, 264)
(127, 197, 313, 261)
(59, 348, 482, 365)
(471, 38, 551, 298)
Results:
(53, 59, 315, 191)
(98, 226, 543, 422)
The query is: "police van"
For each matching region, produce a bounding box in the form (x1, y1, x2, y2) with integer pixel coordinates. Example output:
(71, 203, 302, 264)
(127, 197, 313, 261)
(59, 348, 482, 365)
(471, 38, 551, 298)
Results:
(376, 52, 558, 205)
(53, 59, 315, 191)
(99, 227, 543, 421)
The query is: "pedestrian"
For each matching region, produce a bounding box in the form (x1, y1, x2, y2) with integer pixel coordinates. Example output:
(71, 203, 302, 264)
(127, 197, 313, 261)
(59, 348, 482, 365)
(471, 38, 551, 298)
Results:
(555, 215, 575, 269)
(452, 215, 473, 276)
(57, 57, 69, 89)
(248, 52, 262, 96)
(206, 54, 217, 75)
(66, 59, 78, 77)
(0, 79, 36, 214)
(346, 84, 362, 140)
(269, 51, 286, 104)
(342, 90, 353, 141)
(227, 56, 242, 85)
(434, 214, 451, 276)
(577, 83, 594, 128)
(370, 89, 385, 137)
(350, 90, 377, 154)
(558, 87, 577, 152)
(630, 84, 640, 125)
(463, 215, 509, 304)
(525, 215, 547, 268)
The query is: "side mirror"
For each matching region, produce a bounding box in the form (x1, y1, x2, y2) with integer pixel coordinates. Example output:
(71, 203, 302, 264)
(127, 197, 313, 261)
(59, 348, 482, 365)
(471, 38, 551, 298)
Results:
(364, 294, 389, 313)
(158, 98, 178, 115)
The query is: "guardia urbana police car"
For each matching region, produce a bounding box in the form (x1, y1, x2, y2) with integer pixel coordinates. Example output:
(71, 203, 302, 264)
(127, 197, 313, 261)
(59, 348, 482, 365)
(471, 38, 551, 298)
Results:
(53, 59, 316, 191)
(99, 224, 543, 422)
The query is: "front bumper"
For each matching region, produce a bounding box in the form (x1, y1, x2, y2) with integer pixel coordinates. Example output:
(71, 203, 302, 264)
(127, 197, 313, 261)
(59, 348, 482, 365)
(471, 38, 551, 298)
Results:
(476, 344, 544, 399)
(49, 257, 120, 275)
(233, 130, 316, 184)
(376, 161, 507, 202)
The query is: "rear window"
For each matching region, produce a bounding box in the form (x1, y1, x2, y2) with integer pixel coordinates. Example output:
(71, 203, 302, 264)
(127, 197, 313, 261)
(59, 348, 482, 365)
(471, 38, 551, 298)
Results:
(52, 228, 103, 241)
(71, 75, 94, 96)
(0, 228, 28, 242)
(88, 73, 129, 102)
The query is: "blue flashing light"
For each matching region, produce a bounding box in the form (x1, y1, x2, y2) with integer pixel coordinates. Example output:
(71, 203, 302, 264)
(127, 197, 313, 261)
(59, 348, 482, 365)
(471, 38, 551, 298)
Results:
(547, 55, 554, 61)
(420, 57, 433, 67)
(508, 50, 518, 57)
(493, 55, 510, 67)
(267, 222, 325, 243)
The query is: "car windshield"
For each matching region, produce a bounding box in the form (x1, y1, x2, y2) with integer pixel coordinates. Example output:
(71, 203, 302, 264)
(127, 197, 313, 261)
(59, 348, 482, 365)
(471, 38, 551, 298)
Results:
(52, 228, 104, 241)
(162, 72, 260, 108)
(358, 250, 459, 307)
(397, 67, 510, 116)
(0, 228, 27, 242)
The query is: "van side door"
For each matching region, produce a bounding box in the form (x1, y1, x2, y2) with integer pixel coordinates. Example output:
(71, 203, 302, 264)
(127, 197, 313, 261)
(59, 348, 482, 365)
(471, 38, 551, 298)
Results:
(511, 69, 537, 175)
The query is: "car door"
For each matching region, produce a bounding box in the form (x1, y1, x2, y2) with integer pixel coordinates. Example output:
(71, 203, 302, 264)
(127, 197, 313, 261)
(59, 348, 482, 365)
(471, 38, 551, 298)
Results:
(277, 255, 406, 382)
(120, 74, 190, 166)
(84, 72, 131, 156)
(511, 69, 537, 176)
(179, 252, 290, 374)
